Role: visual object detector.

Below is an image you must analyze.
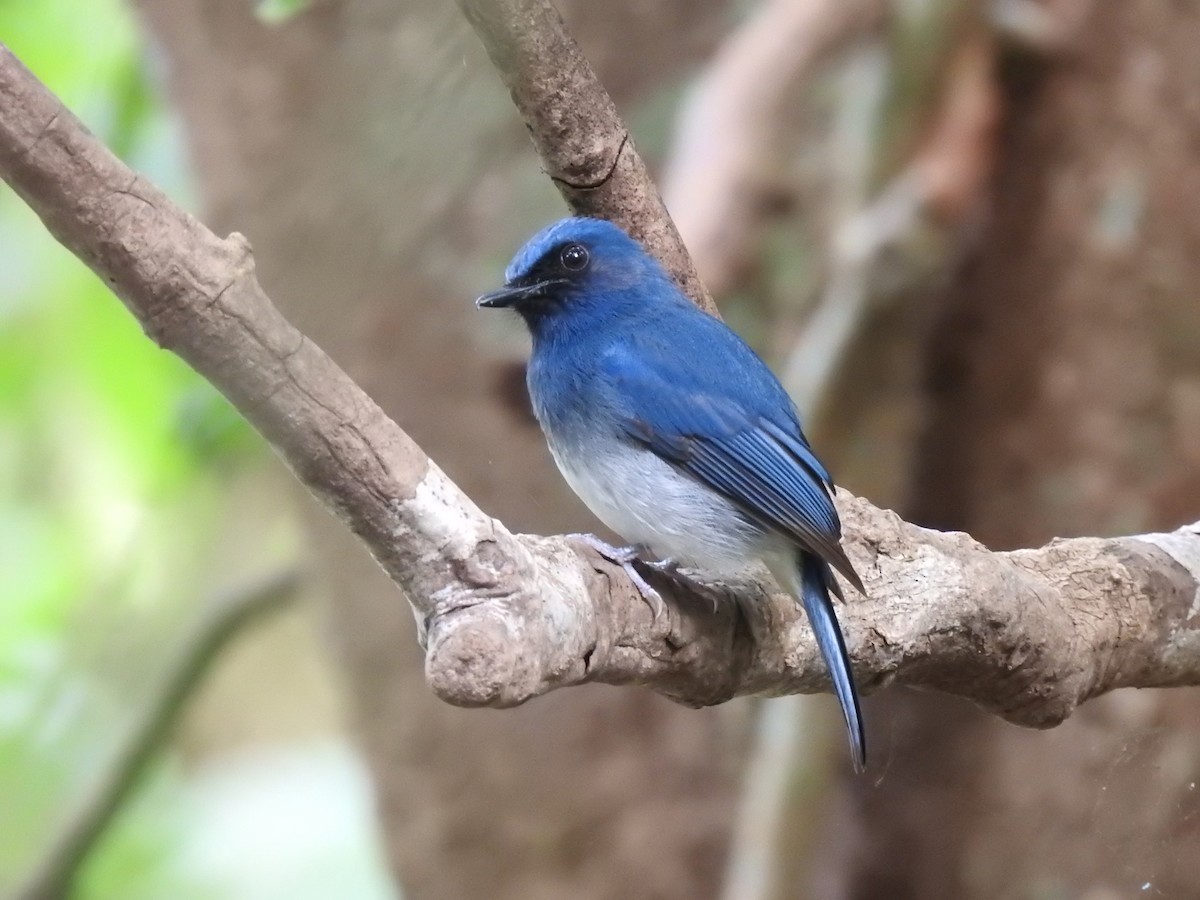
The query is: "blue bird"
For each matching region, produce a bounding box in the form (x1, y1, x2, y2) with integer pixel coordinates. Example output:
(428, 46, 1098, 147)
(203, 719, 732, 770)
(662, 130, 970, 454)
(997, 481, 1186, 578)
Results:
(476, 217, 867, 771)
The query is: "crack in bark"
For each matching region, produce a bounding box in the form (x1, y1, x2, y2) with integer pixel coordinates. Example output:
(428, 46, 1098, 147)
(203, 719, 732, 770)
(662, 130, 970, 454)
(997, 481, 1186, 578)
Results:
(550, 130, 629, 190)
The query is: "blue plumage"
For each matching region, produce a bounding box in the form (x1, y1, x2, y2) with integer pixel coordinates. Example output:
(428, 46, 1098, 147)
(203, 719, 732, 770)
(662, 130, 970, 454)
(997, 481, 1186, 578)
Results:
(476, 217, 867, 771)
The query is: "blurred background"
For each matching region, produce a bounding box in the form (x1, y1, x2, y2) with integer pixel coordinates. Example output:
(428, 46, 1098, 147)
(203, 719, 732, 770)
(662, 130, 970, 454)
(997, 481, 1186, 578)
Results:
(2, 0, 1200, 898)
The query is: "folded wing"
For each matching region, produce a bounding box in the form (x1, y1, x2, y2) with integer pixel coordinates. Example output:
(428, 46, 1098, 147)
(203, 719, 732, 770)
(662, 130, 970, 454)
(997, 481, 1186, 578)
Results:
(604, 343, 863, 595)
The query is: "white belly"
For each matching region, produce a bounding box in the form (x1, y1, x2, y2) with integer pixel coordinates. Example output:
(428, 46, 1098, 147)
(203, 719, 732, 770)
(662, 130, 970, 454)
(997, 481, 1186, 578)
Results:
(549, 438, 768, 577)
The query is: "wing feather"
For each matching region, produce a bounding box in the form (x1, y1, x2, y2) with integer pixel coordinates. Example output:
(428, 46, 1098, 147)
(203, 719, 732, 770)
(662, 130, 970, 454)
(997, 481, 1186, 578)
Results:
(607, 345, 862, 595)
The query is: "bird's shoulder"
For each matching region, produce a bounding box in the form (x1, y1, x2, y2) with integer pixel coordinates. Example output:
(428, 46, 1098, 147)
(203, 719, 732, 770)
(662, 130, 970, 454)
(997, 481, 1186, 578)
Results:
(594, 310, 836, 492)
(596, 307, 795, 429)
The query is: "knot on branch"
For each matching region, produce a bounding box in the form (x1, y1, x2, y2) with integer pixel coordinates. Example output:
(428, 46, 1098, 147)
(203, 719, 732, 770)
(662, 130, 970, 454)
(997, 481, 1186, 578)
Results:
(551, 131, 628, 191)
(426, 606, 531, 707)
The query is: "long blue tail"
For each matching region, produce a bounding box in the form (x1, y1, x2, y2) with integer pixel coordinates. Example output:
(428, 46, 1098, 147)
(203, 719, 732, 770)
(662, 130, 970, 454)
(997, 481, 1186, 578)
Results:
(798, 552, 866, 772)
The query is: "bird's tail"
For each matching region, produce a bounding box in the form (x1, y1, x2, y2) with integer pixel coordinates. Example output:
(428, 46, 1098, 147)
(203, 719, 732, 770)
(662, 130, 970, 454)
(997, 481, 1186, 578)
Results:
(774, 552, 866, 772)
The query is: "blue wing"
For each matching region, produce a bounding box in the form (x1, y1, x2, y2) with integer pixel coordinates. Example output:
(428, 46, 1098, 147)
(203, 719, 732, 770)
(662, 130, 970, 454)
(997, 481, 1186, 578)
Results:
(598, 326, 863, 596)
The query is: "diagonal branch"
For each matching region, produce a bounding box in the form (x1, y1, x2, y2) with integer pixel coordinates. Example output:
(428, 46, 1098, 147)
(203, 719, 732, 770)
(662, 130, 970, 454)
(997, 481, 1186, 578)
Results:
(454, 0, 717, 314)
(2, 42, 1200, 741)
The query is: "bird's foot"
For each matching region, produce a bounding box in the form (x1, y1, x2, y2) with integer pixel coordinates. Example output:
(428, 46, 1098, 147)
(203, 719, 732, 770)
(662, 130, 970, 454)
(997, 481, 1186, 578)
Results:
(644, 557, 682, 577)
(643, 558, 726, 614)
(566, 533, 667, 623)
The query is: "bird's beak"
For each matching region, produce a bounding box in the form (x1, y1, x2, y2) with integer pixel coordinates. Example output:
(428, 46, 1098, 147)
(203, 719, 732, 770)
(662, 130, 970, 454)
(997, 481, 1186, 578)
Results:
(475, 279, 566, 309)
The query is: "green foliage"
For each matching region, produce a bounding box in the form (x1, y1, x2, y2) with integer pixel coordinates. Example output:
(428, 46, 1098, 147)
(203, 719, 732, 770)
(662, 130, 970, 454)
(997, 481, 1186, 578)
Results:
(1, 3, 393, 895)
(255, 0, 312, 26)
(0, 1, 269, 896)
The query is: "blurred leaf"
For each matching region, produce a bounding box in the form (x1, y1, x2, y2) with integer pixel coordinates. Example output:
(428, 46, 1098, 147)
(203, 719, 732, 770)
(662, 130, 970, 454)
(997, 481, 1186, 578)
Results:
(174, 386, 264, 472)
(0, 0, 139, 130)
(255, 0, 313, 26)
(107, 51, 156, 162)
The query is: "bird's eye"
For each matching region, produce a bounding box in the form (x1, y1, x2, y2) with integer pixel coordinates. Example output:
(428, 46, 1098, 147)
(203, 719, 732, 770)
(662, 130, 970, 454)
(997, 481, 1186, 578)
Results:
(559, 243, 589, 272)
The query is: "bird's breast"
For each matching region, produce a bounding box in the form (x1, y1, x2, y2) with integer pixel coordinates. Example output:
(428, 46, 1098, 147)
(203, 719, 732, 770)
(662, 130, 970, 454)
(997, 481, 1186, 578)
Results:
(546, 431, 767, 577)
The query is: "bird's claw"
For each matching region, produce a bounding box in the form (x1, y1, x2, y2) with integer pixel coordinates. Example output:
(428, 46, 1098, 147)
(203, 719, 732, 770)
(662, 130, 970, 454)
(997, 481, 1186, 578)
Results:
(644, 557, 681, 577)
(646, 558, 723, 614)
(619, 561, 668, 623)
(567, 533, 668, 624)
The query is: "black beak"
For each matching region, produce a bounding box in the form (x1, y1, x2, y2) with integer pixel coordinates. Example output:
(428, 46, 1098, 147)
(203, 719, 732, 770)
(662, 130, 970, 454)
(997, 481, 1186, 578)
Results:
(475, 279, 566, 309)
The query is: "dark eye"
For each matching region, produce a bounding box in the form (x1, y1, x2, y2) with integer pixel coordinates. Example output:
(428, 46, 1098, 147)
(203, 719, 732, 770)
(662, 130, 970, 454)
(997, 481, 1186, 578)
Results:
(560, 243, 589, 272)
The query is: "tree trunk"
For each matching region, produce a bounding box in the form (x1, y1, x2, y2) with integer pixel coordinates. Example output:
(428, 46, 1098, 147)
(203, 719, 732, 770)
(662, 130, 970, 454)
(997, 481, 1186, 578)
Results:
(843, 4, 1200, 896)
(134, 1, 739, 897)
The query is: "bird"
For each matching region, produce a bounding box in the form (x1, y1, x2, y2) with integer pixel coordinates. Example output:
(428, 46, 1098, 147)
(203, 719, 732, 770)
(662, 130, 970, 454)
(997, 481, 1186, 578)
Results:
(475, 217, 867, 772)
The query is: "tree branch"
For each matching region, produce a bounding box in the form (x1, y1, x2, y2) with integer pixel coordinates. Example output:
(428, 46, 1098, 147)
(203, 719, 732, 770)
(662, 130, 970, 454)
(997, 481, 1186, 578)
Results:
(2, 42, 1200, 743)
(454, 0, 717, 313)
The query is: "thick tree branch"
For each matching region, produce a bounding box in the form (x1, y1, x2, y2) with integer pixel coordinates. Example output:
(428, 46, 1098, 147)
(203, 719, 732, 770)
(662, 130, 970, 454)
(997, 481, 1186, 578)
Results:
(3, 44, 1200, 740)
(454, 0, 717, 313)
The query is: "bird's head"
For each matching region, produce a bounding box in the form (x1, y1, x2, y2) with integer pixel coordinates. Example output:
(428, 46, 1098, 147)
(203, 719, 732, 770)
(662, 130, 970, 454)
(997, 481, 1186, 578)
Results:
(475, 217, 674, 333)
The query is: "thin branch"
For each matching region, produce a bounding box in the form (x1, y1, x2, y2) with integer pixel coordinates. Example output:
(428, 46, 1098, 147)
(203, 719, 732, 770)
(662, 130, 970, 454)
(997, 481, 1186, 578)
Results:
(3, 42, 1200, 757)
(661, 0, 887, 297)
(720, 693, 836, 900)
(15, 569, 299, 900)
(454, 0, 717, 314)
